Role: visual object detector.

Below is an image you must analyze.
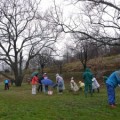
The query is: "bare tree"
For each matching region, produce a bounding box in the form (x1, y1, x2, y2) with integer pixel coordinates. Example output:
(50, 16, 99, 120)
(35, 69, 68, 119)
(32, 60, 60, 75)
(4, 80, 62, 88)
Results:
(53, 59, 64, 74)
(62, 0, 120, 46)
(29, 48, 56, 74)
(0, 0, 60, 86)
(70, 35, 96, 70)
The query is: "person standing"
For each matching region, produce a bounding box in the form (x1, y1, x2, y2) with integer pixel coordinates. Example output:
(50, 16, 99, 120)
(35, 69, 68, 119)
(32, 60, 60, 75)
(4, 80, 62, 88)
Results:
(4, 79, 9, 90)
(37, 74, 44, 92)
(78, 81, 85, 91)
(31, 74, 38, 95)
(70, 77, 79, 92)
(42, 73, 49, 93)
(106, 70, 120, 108)
(56, 74, 65, 94)
(92, 76, 100, 93)
(83, 68, 93, 97)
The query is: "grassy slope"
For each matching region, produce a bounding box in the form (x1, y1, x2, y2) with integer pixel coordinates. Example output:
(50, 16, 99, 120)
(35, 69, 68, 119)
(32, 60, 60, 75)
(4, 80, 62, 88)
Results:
(0, 84, 120, 120)
(45, 54, 120, 74)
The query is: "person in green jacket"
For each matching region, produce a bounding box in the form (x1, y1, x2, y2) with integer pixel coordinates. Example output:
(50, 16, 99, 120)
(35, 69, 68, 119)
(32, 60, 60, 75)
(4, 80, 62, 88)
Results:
(103, 76, 108, 83)
(83, 68, 93, 97)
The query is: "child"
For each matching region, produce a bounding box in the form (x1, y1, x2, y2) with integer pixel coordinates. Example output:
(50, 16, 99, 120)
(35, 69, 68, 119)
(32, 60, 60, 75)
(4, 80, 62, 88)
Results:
(4, 79, 10, 90)
(31, 74, 38, 95)
(70, 77, 79, 92)
(92, 77, 100, 93)
(56, 74, 65, 94)
(79, 81, 85, 91)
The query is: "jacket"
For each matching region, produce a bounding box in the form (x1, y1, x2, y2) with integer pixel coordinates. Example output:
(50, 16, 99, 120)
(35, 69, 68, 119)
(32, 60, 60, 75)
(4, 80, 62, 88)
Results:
(31, 76, 38, 85)
(106, 70, 120, 88)
(83, 68, 93, 84)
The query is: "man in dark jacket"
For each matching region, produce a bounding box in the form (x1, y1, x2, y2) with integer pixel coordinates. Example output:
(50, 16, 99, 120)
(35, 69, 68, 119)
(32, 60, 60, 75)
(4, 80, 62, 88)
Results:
(83, 68, 93, 97)
(37, 75, 44, 92)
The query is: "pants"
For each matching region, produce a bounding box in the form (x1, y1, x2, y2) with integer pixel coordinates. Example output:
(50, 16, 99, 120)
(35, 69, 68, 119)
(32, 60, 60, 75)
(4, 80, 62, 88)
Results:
(106, 83, 115, 105)
(93, 88, 99, 93)
(37, 84, 42, 92)
(42, 85, 48, 93)
(5, 83, 9, 90)
(32, 85, 37, 95)
(84, 84, 92, 97)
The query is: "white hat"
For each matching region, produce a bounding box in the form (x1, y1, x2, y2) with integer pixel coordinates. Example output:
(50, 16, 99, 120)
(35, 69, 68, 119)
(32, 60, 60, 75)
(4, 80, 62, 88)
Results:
(71, 77, 74, 80)
(56, 73, 59, 77)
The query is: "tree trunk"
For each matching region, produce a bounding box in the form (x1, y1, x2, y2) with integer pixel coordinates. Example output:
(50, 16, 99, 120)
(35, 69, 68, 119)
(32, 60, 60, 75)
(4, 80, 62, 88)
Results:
(15, 76, 23, 86)
(83, 64, 87, 70)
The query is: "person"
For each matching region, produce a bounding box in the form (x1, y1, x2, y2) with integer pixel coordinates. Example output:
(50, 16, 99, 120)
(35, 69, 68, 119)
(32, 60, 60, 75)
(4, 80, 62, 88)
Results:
(43, 73, 48, 79)
(83, 68, 93, 97)
(56, 74, 65, 94)
(42, 73, 49, 93)
(106, 70, 120, 108)
(4, 79, 10, 90)
(92, 77, 100, 93)
(31, 74, 38, 95)
(78, 81, 85, 91)
(70, 77, 79, 92)
(37, 74, 44, 92)
(103, 76, 108, 84)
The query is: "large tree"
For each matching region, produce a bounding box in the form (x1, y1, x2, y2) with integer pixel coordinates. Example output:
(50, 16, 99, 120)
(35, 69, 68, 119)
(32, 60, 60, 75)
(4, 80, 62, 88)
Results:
(63, 0, 120, 46)
(0, 0, 59, 86)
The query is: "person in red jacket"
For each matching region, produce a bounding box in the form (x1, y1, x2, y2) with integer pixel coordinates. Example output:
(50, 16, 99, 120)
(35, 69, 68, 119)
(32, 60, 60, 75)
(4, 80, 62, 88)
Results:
(31, 74, 38, 95)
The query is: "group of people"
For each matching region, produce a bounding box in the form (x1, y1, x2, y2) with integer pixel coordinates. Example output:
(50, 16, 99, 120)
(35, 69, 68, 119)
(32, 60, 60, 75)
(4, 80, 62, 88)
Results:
(83, 67, 120, 108)
(70, 73, 100, 94)
(30, 67, 120, 108)
(31, 73, 65, 95)
(31, 70, 100, 97)
(83, 68, 100, 97)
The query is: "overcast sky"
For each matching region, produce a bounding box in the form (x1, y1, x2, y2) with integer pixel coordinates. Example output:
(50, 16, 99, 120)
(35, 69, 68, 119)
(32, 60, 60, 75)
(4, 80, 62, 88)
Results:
(39, 0, 73, 59)
(39, 0, 119, 59)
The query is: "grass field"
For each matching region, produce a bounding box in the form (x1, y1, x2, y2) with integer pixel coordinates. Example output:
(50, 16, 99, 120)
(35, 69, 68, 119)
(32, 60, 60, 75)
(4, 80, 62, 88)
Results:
(0, 83, 120, 120)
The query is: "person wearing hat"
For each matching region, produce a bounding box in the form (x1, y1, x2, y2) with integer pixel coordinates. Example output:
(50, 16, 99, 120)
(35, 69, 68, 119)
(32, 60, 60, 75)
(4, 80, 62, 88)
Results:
(56, 74, 65, 94)
(37, 73, 44, 92)
(92, 76, 100, 93)
(83, 68, 93, 97)
(31, 74, 38, 95)
(106, 70, 120, 108)
(43, 73, 48, 79)
(79, 81, 85, 91)
(70, 77, 79, 92)
(42, 73, 49, 93)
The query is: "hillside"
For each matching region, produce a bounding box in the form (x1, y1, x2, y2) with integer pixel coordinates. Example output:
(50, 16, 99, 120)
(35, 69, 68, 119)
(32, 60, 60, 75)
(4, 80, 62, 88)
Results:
(46, 54, 120, 73)
(43, 54, 120, 83)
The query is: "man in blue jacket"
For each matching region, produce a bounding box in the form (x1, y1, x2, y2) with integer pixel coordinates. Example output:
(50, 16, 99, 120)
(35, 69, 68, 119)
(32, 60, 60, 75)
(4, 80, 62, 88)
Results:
(106, 70, 120, 108)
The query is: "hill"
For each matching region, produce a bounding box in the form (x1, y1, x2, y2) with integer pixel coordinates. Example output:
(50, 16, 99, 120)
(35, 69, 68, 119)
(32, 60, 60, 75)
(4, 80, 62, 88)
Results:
(43, 54, 120, 83)
(46, 54, 120, 73)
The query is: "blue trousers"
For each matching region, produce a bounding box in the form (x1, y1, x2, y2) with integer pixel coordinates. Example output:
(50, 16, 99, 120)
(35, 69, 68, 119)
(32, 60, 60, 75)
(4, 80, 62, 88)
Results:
(106, 83, 115, 105)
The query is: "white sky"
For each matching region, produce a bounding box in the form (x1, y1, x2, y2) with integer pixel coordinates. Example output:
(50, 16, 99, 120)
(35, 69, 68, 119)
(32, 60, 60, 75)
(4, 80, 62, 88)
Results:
(39, 0, 78, 59)
(39, 0, 68, 59)
(39, 0, 119, 59)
